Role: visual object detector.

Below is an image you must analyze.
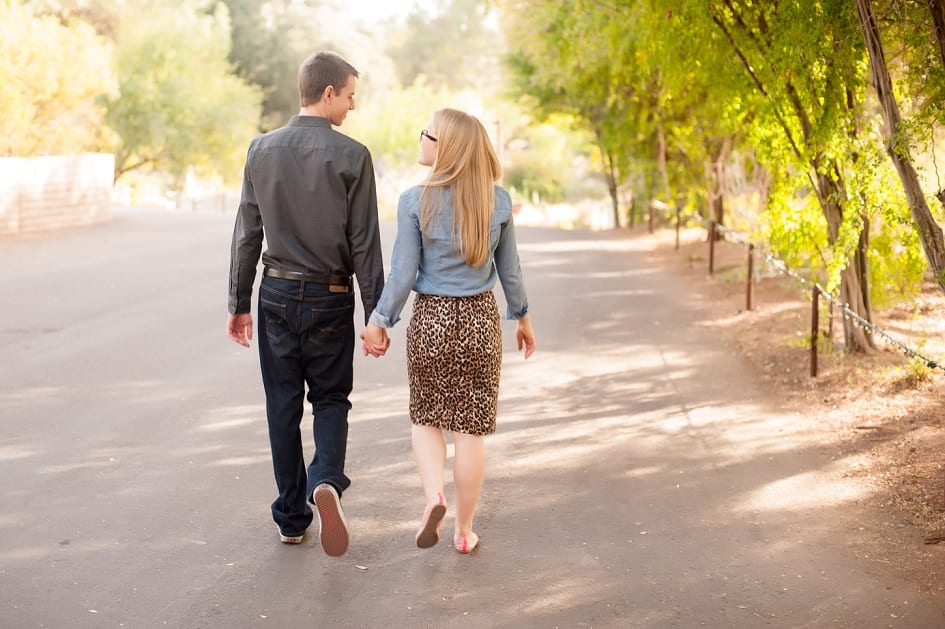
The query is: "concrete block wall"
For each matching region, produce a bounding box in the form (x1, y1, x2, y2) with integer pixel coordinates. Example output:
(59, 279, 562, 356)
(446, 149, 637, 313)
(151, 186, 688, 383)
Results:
(0, 153, 114, 235)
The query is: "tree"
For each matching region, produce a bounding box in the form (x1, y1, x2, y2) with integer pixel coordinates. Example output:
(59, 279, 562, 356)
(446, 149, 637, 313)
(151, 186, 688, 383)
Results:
(0, 2, 116, 156)
(698, 0, 880, 351)
(105, 1, 262, 183)
(387, 0, 498, 92)
(502, 1, 747, 231)
(221, 0, 347, 130)
(502, 1, 892, 351)
(501, 1, 645, 228)
(856, 0, 945, 294)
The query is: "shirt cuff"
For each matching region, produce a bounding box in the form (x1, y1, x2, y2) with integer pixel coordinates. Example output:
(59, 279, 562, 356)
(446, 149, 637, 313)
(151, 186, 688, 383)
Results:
(368, 311, 398, 328)
(506, 304, 529, 320)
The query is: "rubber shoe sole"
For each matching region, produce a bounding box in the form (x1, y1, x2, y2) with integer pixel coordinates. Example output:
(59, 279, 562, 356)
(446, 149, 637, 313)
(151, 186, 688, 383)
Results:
(416, 503, 447, 549)
(279, 530, 304, 544)
(313, 484, 349, 557)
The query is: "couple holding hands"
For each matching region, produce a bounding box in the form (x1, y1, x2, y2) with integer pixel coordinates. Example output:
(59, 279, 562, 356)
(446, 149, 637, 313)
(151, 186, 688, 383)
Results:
(227, 51, 535, 558)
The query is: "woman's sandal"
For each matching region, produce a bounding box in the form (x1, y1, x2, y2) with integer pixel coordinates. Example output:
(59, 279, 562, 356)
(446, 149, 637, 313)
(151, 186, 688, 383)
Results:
(415, 493, 447, 549)
(453, 532, 479, 554)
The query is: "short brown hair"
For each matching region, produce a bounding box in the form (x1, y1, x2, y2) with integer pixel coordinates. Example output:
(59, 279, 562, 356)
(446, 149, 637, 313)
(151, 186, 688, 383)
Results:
(298, 52, 359, 107)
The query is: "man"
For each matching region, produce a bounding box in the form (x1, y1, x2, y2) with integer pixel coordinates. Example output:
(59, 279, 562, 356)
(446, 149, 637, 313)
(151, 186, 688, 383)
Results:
(227, 51, 387, 556)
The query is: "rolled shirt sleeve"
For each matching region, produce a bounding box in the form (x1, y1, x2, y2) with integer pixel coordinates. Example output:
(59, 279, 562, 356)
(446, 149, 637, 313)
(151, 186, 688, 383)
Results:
(369, 191, 422, 328)
(494, 211, 529, 320)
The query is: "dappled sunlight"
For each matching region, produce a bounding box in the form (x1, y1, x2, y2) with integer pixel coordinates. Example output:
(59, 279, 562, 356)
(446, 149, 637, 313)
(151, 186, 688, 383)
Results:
(354, 458, 416, 491)
(349, 393, 410, 412)
(515, 574, 621, 615)
(211, 455, 271, 467)
(2, 545, 60, 563)
(174, 443, 231, 458)
(623, 465, 666, 479)
(1, 537, 120, 565)
(40, 456, 119, 475)
(522, 257, 576, 270)
(583, 288, 656, 299)
(0, 444, 40, 462)
(734, 466, 870, 514)
(196, 415, 257, 432)
(0, 513, 22, 528)
(518, 238, 649, 255)
(0, 385, 63, 403)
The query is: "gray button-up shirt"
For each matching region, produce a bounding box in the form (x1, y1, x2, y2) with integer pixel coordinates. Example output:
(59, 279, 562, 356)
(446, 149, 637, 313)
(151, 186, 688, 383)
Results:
(228, 115, 384, 323)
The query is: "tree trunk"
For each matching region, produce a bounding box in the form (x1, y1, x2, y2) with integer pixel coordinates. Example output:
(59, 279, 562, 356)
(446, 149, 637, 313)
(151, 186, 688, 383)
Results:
(605, 150, 621, 229)
(705, 159, 724, 240)
(703, 136, 731, 241)
(657, 120, 670, 202)
(594, 128, 621, 229)
(857, 0, 945, 293)
(928, 0, 945, 70)
(927, 0, 945, 214)
(815, 169, 876, 351)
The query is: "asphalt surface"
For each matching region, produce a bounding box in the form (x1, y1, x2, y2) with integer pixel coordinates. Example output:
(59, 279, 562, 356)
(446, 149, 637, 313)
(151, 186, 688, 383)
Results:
(1, 208, 943, 628)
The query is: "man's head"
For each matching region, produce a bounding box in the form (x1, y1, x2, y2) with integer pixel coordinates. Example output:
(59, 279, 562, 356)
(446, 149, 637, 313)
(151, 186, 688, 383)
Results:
(298, 52, 359, 125)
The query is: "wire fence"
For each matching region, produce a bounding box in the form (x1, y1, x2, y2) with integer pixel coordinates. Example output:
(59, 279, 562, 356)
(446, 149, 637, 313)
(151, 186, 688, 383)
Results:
(654, 204, 943, 375)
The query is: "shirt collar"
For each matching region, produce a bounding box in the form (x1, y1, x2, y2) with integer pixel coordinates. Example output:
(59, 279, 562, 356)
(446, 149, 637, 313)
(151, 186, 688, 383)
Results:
(288, 115, 331, 128)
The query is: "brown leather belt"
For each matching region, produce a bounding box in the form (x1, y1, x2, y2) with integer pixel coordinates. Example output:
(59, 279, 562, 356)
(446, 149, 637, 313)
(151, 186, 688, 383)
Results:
(263, 267, 351, 293)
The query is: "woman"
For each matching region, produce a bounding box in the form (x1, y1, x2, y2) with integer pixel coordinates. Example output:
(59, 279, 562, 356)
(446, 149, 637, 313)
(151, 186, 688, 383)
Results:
(362, 108, 536, 554)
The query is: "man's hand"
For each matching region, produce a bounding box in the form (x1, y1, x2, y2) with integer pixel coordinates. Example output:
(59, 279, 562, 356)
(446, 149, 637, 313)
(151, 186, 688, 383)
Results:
(227, 313, 254, 348)
(361, 323, 390, 357)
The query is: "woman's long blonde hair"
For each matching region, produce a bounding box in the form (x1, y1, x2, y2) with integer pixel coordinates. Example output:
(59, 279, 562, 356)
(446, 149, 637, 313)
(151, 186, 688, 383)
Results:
(420, 108, 502, 268)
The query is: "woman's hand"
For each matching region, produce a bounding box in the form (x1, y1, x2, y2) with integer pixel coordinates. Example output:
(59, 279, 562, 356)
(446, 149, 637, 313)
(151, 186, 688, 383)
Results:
(361, 323, 390, 357)
(515, 316, 536, 359)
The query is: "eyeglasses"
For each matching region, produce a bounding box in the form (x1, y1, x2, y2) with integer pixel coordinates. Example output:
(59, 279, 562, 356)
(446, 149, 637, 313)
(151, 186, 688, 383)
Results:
(419, 129, 438, 142)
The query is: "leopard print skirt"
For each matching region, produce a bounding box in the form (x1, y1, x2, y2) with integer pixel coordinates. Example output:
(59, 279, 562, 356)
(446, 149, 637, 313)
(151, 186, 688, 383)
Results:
(406, 292, 502, 436)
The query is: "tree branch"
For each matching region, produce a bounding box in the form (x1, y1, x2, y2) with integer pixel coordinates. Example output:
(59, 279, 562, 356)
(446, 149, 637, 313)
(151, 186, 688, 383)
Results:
(709, 9, 803, 159)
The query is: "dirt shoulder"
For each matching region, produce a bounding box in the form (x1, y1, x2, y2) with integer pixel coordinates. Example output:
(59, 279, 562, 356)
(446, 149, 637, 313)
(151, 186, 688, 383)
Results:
(636, 225, 945, 595)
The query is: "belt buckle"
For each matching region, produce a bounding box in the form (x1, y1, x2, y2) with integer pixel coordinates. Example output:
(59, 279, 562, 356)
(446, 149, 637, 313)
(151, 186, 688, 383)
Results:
(329, 284, 349, 293)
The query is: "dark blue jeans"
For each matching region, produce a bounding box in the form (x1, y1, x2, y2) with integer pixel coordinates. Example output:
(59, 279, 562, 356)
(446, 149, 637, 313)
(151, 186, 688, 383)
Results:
(257, 276, 354, 536)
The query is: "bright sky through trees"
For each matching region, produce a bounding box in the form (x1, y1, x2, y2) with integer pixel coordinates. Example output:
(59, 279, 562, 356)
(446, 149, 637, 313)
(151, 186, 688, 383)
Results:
(340, 0, 430, 21)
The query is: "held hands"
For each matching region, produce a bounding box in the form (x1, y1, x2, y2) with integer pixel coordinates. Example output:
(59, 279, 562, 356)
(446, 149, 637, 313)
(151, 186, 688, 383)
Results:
(361, 323, 390, 358)
(516, 316, 536, 359)
(227, 313, 254, 347)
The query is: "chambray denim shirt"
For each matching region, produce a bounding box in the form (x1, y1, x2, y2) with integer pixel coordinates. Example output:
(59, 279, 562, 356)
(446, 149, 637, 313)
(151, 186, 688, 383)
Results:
(369, 185, 529, 328)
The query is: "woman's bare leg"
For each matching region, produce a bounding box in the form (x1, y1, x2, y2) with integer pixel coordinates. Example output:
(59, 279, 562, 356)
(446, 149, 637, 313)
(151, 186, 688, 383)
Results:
(451, 431, 485, 548)
(412, 424, 447, 503)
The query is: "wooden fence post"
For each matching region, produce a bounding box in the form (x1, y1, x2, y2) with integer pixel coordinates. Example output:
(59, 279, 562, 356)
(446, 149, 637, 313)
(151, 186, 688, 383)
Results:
(746, 243, 754, 311)
(708, 221, 716, 275)
(675, 207, 681, 251)
(810, 285, 820, 377)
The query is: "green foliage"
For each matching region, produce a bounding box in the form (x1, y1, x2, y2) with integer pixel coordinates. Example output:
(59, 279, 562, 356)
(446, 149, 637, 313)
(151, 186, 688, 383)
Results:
(105, 1, 262, 184)
(868, 215, 927, 307)
(904, 343, 934, 383)
(502, 117, 602, 203)
(343, 80, 458, 168)
(0, 1, 117, 156)
(387, 0, 497, 92)
(761, 176, 830, 278)
(875, 0, 945, 156)
(221, 0, 347, 130)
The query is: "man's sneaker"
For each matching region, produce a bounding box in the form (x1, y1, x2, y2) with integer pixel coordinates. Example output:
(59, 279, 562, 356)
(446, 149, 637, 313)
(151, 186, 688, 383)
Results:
(312, 483, 349, 556)
(278, 529, 304, 544)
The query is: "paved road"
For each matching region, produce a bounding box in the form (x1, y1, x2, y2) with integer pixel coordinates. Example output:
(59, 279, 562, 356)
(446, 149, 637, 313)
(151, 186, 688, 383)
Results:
(1, 209, 943, 628)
